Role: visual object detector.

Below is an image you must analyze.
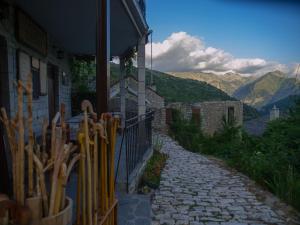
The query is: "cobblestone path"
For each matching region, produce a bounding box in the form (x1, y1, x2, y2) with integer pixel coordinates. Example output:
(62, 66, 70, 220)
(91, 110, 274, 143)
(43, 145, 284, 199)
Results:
(151, 135, 299, 225)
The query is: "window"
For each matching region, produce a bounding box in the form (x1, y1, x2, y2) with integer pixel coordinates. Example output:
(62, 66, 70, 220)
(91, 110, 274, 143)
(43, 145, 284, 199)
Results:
(228, 107, 235, 125)
(31, 57, 41, 99)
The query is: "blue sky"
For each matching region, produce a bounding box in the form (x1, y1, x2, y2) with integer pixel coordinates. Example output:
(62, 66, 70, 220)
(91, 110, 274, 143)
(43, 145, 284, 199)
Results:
(145, 0, 300, 74)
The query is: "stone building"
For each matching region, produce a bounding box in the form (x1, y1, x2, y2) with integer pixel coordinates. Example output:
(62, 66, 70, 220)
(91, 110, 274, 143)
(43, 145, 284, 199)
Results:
(0, 6, 72, 136)
(109, 75, 166, 131)
(166, 101, 243, 136)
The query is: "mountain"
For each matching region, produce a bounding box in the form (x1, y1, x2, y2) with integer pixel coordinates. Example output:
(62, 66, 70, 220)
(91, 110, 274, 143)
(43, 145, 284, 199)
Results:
(260, 95, 300, 115)
(169, 71, 254, 95)
(233, 71, 300, 109)
(150, 70, 233, 102)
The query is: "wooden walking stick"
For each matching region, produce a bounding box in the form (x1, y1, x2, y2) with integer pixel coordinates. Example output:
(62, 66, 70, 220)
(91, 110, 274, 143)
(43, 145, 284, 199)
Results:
(109, 117, 119, 225)
(60, 103, 67, 140)
(76, 152, 82, 225)
(53, 163, 67, 215)
(0, 108, 17, 199)
(50, 112, 60, 160)
(91, 122, 106, 224)
(81, 100, 94, 225)
(78, 133, 87, 225)
(24, 74, 34, 197)
(42, 118, 48, 155)
(48, 134, 65, 216)
(92, 128, 98, 225)
(35, 144, 41, 196)
(31, 151, 49, 216)
(17, 80, 25, 205)
(100, 114, 109, 225)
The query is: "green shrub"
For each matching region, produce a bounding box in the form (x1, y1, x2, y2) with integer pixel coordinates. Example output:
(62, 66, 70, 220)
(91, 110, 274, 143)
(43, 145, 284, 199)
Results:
(169, 102, 300, 211)
(169, 109, 203, 152)
(141, 150, 168, 189)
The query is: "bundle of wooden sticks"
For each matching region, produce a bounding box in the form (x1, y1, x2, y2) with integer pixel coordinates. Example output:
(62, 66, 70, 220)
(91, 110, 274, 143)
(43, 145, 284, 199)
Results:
(76, 100, 119, 225)
(0, 75, 79, 223)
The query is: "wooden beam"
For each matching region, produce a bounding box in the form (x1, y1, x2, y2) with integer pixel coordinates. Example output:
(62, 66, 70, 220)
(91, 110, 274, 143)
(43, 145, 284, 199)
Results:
(96, 0, 111, 115)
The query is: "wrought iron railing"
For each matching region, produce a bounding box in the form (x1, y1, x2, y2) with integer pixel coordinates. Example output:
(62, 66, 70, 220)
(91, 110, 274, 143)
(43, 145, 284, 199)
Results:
(119, 111, 153, 190)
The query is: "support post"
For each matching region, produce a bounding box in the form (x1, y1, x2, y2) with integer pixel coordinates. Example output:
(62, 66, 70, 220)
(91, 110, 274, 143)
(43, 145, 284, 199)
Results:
(137, 35, 146, 118)
(120, 58, 126, 129)
(96, 0, 110, 115)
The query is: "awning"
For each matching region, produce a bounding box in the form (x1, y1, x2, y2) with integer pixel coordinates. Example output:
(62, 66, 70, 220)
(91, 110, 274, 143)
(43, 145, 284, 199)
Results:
(14, 0, 148, 56)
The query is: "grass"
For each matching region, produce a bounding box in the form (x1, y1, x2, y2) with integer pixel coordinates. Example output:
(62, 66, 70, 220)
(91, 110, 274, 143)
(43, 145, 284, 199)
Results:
(140, 149, 168, 190)
(169, 101, 300, 211)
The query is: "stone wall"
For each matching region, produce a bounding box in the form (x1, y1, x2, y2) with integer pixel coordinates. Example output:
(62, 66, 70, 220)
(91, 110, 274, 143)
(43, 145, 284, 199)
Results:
(0, 5, 72, 136)
(166, 101, 243, 136)
(146, 87, 166, 131)
(110, 76, 167, 131)
(167, 102, 192, 121)
(195, 101, 243, 136)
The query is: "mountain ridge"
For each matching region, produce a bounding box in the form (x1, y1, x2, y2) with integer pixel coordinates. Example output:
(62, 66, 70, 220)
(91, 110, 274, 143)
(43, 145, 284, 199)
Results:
(233, 71, 300, 109)
(169, 71, 255, 95)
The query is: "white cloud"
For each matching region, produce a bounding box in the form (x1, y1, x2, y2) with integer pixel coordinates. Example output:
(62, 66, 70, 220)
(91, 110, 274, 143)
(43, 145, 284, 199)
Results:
(146, 32, 296, 76)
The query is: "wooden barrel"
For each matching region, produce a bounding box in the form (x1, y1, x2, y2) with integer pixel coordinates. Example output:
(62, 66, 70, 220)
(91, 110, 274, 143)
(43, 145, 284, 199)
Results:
(26, 197, 42, 225)
(40, 197, 73, 225)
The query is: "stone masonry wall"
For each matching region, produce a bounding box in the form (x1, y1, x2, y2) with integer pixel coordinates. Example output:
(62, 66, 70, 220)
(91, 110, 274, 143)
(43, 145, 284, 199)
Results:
(146, 87, 166, 131)
(195, 101, 243, 136)
(167, 101, 243, 136)
(0, 5, 72, 136)
(112, 76, 167, 131)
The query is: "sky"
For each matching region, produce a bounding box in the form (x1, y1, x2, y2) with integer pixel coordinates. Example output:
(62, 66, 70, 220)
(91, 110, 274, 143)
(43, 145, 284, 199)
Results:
(145, 0, 300, 76)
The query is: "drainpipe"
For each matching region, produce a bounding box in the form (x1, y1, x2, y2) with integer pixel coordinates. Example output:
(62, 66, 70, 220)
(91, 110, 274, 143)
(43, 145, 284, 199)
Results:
(137, 35, 146, 118)
(120, 58, 126, 128)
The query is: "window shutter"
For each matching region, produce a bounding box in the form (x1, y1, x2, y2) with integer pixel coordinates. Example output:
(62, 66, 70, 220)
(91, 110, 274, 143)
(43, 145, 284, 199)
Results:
(18, 51, 30, 81)
(40, 61, 47, 95)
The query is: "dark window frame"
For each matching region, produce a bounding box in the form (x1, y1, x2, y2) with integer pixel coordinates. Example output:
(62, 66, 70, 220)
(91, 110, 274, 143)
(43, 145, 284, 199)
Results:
(31, 57, 41, 100)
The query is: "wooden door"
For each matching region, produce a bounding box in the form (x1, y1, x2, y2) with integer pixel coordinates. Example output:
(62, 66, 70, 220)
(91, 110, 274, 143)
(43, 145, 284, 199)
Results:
(228, 107, 235, 124)
(192, 108, 201, 126)
(0, 35, 10, 195)
(166, 108, 173, 125)
(48, 64, 59, 120)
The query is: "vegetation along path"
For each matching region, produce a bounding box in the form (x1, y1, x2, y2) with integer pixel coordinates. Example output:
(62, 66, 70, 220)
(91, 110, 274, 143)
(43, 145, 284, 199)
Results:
(151, 134, 300, 225)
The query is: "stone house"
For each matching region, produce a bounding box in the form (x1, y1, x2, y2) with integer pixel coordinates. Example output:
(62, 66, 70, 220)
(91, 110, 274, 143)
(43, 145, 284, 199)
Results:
(166, 101, 243, 136)
(270, 105, 280, 121)
(110, 75, 166, 131)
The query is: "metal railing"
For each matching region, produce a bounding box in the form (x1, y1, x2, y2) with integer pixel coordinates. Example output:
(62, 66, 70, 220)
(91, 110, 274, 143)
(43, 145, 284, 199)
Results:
(116, 111, 153, 191)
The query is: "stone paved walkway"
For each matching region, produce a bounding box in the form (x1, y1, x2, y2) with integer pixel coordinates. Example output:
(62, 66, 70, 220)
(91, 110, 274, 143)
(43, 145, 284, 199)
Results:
(151, 135, 300, 225)
(118, 193, 151, 225)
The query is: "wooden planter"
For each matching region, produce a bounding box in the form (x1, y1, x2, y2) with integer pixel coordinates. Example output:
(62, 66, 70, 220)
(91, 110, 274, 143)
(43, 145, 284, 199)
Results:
(26, 197, 73, 225)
